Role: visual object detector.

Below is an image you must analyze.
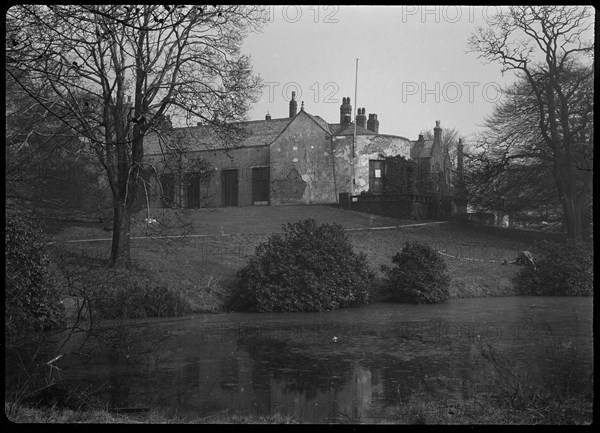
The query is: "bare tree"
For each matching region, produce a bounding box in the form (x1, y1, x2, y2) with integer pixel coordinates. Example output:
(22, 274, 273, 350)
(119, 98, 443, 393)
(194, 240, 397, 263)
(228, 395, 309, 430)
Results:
(468, 6, 594, 242)
(6, 5, 267, 267)
(6, 80, 110, 223)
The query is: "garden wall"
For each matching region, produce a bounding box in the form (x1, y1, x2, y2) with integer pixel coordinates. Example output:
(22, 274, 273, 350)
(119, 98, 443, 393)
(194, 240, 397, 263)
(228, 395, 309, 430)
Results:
(339, 193, 431, 220)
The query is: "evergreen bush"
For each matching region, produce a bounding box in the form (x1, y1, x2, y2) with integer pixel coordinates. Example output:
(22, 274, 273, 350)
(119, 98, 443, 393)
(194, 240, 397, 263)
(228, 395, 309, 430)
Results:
(381, 241, 450, 304)
(232, 218, 373, 312)
(515, 242, 593, 296)
(5, 208, 64, 343)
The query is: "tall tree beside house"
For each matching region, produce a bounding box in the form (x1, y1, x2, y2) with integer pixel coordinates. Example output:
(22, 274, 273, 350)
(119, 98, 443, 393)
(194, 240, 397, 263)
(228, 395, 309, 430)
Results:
(6, 5, 267, 267)
(464, 79, 582, 229)
(469, 6, 594, 242)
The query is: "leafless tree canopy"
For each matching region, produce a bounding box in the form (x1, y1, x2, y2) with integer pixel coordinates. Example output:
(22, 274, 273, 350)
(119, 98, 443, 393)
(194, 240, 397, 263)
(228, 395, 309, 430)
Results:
(468, 6, 593, 241)
(6, 5, 268, 266)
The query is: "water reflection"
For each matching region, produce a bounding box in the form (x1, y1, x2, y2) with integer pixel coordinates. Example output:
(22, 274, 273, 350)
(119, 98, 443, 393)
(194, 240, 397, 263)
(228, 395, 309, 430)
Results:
(57, 297, 593, 423)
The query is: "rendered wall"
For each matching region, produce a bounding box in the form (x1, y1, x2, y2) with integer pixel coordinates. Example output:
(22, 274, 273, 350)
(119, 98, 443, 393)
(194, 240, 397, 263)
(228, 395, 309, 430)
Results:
(332, 134, 411, 195)
(269, 113, 336, 205)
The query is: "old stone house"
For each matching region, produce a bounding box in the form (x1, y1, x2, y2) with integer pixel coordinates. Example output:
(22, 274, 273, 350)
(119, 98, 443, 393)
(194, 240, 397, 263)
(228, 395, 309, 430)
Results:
(142, 93, 452, 208)
(409, 121, 453, 195)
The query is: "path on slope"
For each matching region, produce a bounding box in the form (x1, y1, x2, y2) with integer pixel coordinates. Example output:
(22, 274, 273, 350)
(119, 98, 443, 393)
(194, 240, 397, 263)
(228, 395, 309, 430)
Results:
(47, 205, 448, 245)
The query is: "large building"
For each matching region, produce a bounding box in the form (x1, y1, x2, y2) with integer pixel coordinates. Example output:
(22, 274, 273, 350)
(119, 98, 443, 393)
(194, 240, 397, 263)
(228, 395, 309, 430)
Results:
(142, 93, 451, 208)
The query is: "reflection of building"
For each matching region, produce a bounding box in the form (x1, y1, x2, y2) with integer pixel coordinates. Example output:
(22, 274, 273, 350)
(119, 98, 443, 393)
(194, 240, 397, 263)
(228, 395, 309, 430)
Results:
(268, 361, 383, 422)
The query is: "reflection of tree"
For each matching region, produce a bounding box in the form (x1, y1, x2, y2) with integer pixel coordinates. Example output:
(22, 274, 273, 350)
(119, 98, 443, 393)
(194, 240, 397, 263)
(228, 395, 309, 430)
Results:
(237, 336, 353, 400)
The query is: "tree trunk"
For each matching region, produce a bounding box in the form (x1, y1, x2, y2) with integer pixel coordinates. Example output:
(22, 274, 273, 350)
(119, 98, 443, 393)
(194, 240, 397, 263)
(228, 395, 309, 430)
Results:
(561, 195, 582, 243)
(110, 200, 131, 267)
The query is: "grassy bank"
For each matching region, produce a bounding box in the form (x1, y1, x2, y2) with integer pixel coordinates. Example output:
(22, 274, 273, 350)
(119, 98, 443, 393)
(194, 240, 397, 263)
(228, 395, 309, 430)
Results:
(7, 392, 591, 424)
(46, 208, 531, 317)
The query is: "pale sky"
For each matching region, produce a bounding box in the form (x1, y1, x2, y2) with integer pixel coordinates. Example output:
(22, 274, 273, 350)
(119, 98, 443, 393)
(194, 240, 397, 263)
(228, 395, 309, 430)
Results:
(241, 5, 593, 143)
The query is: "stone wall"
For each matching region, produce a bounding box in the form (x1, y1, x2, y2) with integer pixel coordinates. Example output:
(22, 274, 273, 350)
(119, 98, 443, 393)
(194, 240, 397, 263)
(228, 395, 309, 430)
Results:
(144, 145, 270, 208)
(339, 193, 431, 220)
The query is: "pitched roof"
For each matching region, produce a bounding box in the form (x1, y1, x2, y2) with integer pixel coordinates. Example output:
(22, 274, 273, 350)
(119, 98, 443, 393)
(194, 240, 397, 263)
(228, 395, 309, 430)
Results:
(144, 111, 409, 155)
(144, 117, 291, 155)
(303, 113, 331, 135)
(410, 139, 434, 159)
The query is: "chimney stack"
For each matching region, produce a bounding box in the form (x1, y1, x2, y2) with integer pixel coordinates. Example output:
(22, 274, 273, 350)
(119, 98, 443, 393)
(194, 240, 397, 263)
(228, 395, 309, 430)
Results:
(289, 91, 297, 118)
(340, 97, 352, 124)
(434, 120, 442, 144)
(367, 113, 379, 134)
(356, 108, 367, 128)
(457, 138, 464, 184)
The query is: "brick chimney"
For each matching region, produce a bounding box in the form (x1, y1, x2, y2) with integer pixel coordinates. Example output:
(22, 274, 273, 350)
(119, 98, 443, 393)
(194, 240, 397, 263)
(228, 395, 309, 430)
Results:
(340, 97, 352, 124)
(457, 138, 464, 184)
(367, 113, 379, 134)
(434, 120, 442, 145)
(356, 107, 366, 128)
(289, 91, 297, 118)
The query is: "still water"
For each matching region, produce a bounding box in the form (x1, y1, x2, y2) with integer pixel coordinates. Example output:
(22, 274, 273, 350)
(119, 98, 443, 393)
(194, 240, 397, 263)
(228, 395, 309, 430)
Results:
(58, 297, 593, 422)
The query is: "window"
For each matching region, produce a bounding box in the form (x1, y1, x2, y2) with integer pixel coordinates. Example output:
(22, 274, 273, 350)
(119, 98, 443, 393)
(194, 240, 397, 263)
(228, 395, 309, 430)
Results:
(369, 160, 385, 194)
(252, 166, 270, 204)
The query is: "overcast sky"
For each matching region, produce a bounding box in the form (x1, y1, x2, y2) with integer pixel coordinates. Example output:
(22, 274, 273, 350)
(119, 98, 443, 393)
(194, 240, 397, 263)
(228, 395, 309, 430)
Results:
(242, 5, 592, 143)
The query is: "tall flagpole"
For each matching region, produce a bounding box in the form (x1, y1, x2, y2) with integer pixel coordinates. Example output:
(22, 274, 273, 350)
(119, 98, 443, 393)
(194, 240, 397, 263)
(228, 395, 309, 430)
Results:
(352, 58, 358, 195)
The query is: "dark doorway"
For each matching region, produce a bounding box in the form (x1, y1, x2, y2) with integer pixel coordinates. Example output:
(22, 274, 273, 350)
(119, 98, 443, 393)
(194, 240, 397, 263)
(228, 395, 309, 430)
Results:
(186, 172, 204, 208)
(221, 169, 239, 207)
(369, 160, 385, 194)
(252, 167, 270, 204)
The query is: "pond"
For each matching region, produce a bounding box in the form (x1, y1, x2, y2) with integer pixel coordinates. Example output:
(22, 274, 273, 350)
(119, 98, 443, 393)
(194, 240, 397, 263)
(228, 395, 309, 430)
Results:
(57, 297, 593, 423)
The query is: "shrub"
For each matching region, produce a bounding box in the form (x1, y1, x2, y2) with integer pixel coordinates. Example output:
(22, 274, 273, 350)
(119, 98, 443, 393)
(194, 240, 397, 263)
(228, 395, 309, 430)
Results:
(231, 218, 373, 312)
(515, 242, 593, 296)
(5, 208, 64, 343)
(92, 281, 193, 319)
(381, 241, 450, 304)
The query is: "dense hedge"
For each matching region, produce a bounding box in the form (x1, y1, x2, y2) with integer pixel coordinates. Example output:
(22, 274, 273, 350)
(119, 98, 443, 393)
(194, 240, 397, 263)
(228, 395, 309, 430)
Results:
(514, 242, 593, 296)
(383, 155, 417, 195)
(5, 209, 64, 343)
(381, 241, 450, 304)
(231, 218, 373, 312)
